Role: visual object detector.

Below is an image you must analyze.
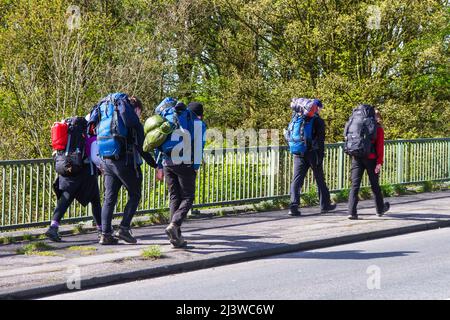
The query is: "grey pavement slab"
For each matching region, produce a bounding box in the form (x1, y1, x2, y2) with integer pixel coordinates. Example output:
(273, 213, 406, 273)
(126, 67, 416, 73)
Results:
(0, 191, 449, 299)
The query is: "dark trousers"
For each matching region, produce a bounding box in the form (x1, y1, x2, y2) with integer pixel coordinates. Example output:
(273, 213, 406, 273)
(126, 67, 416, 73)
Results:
(101, 159, 142, 234)
(52, 191, 102, 227)
(348, 157, 384, 215)
(290, 152, 331, 210)
(164, 164, 197, 227)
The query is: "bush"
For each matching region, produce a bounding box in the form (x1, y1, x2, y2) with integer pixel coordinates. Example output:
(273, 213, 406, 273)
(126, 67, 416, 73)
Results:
(358, 187, 372, 200)
(273, 197, 291, 209)
(301, 190, 319, 207)
(141, 246, 162, 260)
(253, 200, 277, 212)
(420, 181, 434, 193)
(381, 184, 395, 197)
(332, 189, 350, 203)
(394, 184, 408, 196)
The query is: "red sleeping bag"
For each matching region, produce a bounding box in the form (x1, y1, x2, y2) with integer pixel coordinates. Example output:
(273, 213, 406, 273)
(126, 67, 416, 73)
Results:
(51, 121, 68, 150)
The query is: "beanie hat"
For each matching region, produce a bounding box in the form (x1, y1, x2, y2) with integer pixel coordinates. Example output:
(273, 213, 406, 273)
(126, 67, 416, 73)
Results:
(187, 102, 204, 117)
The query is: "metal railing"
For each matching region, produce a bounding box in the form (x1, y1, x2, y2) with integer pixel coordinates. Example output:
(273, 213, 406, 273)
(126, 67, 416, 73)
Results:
(1, 138, 449, 231)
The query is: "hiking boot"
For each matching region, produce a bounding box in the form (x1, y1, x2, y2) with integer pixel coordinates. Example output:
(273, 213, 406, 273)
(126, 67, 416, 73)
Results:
(288, 207, 301, 217)
(170, 236, 188, 248)
(321, 203, 337, 214)
(99, 233, 119, 245)
(347, 214, 358, 220)
(165, 223, 187, 248)
(45, 226, 62, 242)
(115, 226, 137, 244)
(165, 223, 180, 242)
(378, 202, 390, 217)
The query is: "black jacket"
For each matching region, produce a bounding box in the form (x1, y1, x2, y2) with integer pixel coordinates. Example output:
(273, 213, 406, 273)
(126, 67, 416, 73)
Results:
(311, 116, 326, 158)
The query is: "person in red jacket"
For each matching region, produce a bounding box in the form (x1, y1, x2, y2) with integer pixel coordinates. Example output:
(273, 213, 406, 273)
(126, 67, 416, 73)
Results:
(348, 109, 390, 219)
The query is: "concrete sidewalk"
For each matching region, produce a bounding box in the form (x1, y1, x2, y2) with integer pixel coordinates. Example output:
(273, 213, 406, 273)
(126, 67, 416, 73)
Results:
(0, 191, 449, 299)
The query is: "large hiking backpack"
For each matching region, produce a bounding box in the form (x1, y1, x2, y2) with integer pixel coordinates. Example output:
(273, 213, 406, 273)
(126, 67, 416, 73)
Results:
(344, 104, 377, 157)
(285, 114, 316, 156)
(158, 103, 200, 156)
(285, 98, 319, 156)
(52, 117, 88, 177)
(95, 93, 131, 159)
(154, 97, 177, 116)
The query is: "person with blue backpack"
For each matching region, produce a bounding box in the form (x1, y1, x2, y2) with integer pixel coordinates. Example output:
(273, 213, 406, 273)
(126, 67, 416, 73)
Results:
(154, 101, 207, 248)
(88, 93, 157, 245)
(285, 98, 336, 216)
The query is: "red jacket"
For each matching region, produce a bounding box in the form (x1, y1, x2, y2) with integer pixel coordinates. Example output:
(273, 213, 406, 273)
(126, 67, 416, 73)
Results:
(368, 126, 384, 165)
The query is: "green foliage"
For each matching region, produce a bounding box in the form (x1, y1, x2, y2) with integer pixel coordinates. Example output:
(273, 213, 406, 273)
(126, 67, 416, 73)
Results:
(301, 190, 319, 207)
(253, 200, 277, 212)
(332, 189, 350, 203)
(68, 246, 97, 252)
(393, 184, 408, 196)
(358, 187, 372, 201)
(16, 241, 55, 255)
(141, 245, 162, 260)
(420, 181, 434, 193)
(131, 220, 147, 228)
(0, 236, 16, 245)
(72, 223, 86, 234)
(381, 184, 395, 198)
(273, 197, 291, 210)
(22, 233, 34, 242)
(0, 0, 448, 160)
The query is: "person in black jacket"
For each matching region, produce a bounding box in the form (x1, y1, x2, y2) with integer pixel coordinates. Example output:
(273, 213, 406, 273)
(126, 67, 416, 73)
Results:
(97, 96, 157, 245)
(289, 100, 336, 216)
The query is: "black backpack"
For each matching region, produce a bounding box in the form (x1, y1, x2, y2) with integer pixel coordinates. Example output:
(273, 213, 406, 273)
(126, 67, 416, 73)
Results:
(54, 117, 88, 177)
(344, 104, 377, 157)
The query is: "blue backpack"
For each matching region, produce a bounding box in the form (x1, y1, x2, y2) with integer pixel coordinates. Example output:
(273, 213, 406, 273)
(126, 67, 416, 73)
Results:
(155, 97, 177, 115)
(95, 93, 130, 159)
(159, 104, 197, 155)
(285, 114, 316, 156)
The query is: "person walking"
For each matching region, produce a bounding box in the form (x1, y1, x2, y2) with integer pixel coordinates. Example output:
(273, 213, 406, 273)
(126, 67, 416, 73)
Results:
(46, 117, 102, 242)
(155, 102, 207, 248)
(89, 93, 157, 245)
(345, 106, 390, 220)
(286, 98, 336, 216)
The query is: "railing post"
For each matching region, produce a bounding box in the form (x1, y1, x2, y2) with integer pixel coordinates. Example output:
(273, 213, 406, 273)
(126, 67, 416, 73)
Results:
(268, 147, 277, 197)
(448, 140, 450, 180)
(397, 142, 404, 184)
(338, 145, 345, 191)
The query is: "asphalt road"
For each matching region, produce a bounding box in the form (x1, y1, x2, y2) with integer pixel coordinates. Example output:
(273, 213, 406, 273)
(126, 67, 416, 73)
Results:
(42, 227, 450, 300)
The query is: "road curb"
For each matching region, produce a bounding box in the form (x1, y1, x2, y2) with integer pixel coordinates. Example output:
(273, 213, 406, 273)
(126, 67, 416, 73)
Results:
(2, 218, 449, 300)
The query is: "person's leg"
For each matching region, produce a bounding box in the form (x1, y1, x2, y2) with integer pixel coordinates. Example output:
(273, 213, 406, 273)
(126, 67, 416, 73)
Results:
(170, 165, 196, 227)
(348, 157, 365, 217)
(309, 153, 332, 211)
(289, 155, 310, 213)
(90, 185, 102, 236)
(51, 191, 76, 225)
(364, 159, 385, 215)
(164, 166, 182, 223)
(101, 170, 122, 235)
(46, 191, 76, 241)
(117, 165, 142, 229)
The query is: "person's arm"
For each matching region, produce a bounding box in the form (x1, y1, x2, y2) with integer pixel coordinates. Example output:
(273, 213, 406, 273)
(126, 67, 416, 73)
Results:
(119, 100, 140, 129)
(376, 126, 384, 166)
(374, 126, 384, 174)
(193, 121, 207, 171)
(314, 117, 326, 158)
